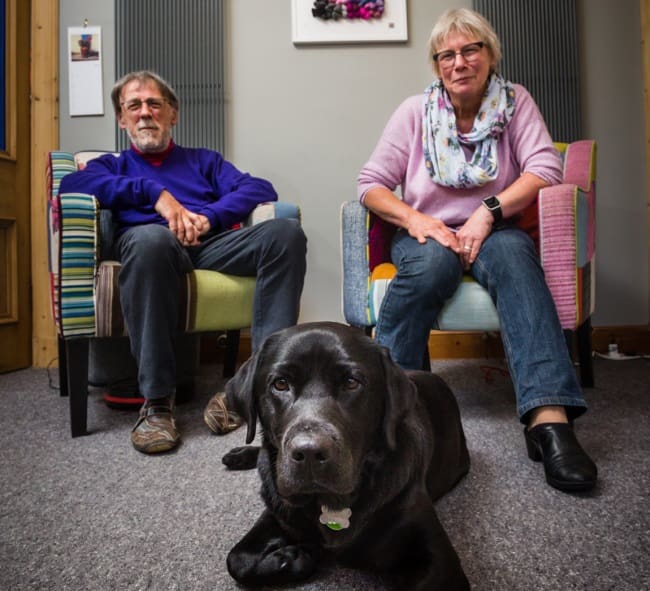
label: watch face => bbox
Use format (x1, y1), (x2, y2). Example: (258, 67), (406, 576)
(484, 196), (499, 209)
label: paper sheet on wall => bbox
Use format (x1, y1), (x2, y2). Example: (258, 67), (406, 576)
(68, 26), (104, 116)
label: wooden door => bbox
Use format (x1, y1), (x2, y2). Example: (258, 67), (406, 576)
(0, 0), (31, 372)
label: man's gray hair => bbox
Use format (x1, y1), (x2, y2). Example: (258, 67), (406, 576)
(111, 70), (179, 115)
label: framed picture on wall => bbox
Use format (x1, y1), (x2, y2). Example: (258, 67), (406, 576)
(291, 0), (408, 45)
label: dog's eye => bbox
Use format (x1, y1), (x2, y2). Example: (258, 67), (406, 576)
(343, 377), (361, 391)
(271, 378), (290, 393)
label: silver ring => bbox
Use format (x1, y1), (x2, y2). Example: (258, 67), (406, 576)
(463, 245), (471, 251)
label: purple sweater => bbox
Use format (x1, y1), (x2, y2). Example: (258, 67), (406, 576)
(357, 84), (562, 230)
(59, 145), (278, 235)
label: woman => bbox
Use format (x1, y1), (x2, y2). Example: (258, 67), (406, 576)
(357, 8), (597, 492)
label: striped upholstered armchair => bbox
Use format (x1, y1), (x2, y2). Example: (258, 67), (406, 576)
(341, 140), (596, 387)
(47, 151), (301, 437)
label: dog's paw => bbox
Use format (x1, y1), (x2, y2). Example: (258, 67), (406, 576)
(257, 544), (316, 581)
(222, 445), (260, 470)
(228, 542), (316, 585)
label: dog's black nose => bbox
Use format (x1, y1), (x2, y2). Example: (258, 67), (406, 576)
(289, 433), (331, 465)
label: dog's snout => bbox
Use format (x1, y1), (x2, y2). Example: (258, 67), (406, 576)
(277, 416), (355, 497)
(289, 432), (332, 465)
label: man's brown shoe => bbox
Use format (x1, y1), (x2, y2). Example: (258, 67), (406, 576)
(131, 397), (180, 454)
(204, 392), (242, 435)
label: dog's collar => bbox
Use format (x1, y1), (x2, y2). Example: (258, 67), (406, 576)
(319, 505), (352, 531)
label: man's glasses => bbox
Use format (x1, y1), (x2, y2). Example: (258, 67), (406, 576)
(433, 42), (485, 68)
(121, 97), (168, 114)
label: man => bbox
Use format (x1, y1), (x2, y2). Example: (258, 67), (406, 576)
(60, 70), (307, 454)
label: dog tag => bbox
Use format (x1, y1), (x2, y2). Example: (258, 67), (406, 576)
(319, 505), (351, 531)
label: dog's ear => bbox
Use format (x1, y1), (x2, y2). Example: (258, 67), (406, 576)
(225, 354), (260, 444)
(380, 347), (418, 450)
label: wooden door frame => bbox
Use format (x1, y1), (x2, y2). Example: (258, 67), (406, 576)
(0, 0), (31, 372)
(30, 0), (59, 367)
(642, 0), (650, 323)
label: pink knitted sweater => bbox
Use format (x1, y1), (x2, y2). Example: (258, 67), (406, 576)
(357, 84), (562, 230)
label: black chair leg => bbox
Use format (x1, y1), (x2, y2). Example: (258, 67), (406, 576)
(223, 330), (240, 378)
(65, 339), (90, 437)
(576, 318), (594, 388)
(422, 343), (432, 372)
(58, 336), (69, 397)
(564, 322), (594, 389)
(564, 329), (574, 359)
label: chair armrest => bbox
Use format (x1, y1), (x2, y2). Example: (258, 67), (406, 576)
(341, 200), (372, 327)
(561, 140), (596, 192)
(244, 201), (301, 226)
(538, 182), (595, 329)
(48, 192), (99, 338)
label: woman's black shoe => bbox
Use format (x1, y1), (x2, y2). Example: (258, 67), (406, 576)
(524, 423), (597, 492)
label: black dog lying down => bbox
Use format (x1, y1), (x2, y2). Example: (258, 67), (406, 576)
(222, 322), (470, 590)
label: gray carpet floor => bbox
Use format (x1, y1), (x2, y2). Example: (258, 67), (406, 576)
(0, 356), (648, 591)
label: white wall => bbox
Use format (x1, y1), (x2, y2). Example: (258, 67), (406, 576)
(227, 0), (648, 326)
(59, 0), (116, 151)
(227, 0), (465, 323)
(59, 0), (649, 327)
(578, 0), (649, 325)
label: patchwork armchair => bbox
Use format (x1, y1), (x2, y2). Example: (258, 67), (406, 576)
(48, 151), (301, 437)
(341, 140), (596, 387)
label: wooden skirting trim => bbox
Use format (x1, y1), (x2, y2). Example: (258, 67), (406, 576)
(426, 326), (650, 359)
(201, 324), (650, 365)
(591, 325), (650, 356)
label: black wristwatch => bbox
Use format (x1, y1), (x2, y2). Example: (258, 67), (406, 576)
(482, 195), (502, 223)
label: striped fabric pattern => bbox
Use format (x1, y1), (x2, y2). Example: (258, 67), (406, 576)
(94, 261), (201, 337)
(48, 151), (77, 197)
(47, 152), (78, 327)
(57, 193), (98, 337)
(95, 261), (127, 337)
(48, 152), (98, 338)
(340, 199), (373, 328)
(539, 140), (597, 328)
(538, 184), (580, 327)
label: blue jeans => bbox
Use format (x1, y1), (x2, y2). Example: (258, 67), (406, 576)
(116, 218), (307, 400)
(375, 227), (587, 422)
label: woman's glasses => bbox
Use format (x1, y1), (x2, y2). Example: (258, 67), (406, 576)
(433, 42), (485, 68)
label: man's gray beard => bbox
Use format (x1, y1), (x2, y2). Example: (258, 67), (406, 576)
(127, 129), (172, 154)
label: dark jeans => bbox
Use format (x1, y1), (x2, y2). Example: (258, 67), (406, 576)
(116, 218), (307, 399)
(375, 227), (587, 422)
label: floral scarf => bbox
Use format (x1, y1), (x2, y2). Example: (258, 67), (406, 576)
(422, 73), (516, 189)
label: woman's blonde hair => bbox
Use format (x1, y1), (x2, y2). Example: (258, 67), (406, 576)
(428, 8), (501, 76)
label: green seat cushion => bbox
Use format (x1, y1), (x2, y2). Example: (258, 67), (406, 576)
(187, 270), (256, 332)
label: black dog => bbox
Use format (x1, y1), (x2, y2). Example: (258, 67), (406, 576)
(222, 322), (470, 590)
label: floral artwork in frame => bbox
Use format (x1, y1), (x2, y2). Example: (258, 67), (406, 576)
(291, 0), (408, 45)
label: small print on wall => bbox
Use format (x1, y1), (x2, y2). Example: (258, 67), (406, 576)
(67, 26), (104, 116)
(291, 0), (408, 44)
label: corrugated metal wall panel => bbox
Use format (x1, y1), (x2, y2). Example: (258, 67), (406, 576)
(473, 0), (581, 142)
(115, 0), (225, 152)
